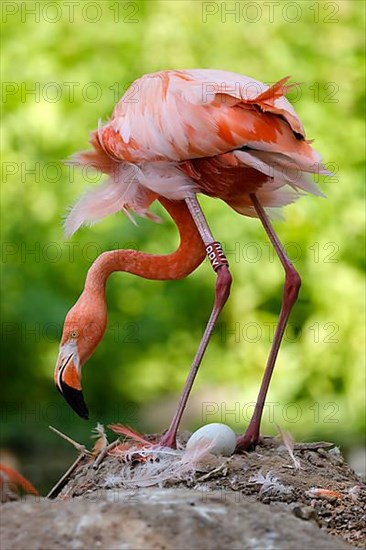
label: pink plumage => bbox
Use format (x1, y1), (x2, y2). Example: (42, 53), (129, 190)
(65, 69), (327, 236)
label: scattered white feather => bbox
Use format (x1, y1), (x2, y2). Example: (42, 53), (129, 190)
(347, 485), (361, 502)
(328, 446), (342, 459)
(103, 473), (124, 488)
(249, 470), (278, 489)
(91, 423), (107, 440)
(91, 423), (108, 455)
(305, 486), (318, 498)
(249, 470), (293, 497)
(276, 424), (301, 470)
(107, 439), (214, 489)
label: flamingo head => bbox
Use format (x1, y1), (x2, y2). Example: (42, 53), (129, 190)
(54, 292), (107, 419)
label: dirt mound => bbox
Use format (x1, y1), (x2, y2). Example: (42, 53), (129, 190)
(1, 434), (364, 549)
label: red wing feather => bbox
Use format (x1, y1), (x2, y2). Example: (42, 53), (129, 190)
(108, 424), (152, 445)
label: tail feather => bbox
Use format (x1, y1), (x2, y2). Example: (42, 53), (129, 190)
(64, 132), (159, 236)
(250, 76), (292, 103)
(247, 76), (305, 138)
(67, 129), (115, 174)
(251, 150), (327, 196)
(234, 148), (327, 198)
(64, 176), (128, 236)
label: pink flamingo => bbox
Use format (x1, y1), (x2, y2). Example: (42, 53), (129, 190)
(54, 69), (327, 451)
(0, 464), (39, 501)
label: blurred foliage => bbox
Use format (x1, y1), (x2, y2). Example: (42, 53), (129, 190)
(1, 1), (365, 490)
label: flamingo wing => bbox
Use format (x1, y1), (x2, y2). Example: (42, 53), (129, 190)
(101, 70), (315, 164)
(65, 69), (327, 233)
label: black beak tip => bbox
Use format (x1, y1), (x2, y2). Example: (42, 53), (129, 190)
(59, 381), (89, 420)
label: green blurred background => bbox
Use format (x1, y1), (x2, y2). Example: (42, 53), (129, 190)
(1, 1), (365, 493)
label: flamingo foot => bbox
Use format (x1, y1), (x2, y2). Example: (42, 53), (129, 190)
(158, 430), (177, 449)
(235, 422), (260, 453)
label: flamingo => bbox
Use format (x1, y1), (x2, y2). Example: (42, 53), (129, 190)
(0, 464), (39, 501)
(55, 69), (327, 451)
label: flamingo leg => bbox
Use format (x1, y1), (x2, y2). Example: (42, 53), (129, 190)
(236, 193), (301, 452)
(159, 196), (232, 448)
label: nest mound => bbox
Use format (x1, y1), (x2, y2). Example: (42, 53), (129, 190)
(49, 432), (365, 548)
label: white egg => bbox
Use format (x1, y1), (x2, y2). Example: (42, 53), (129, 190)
(186, 423), (237, 456)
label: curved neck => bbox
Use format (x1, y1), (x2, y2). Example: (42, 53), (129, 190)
(84, 198), (206, 293)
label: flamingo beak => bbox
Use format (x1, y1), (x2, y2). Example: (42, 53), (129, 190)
(55, 352), (89, 420)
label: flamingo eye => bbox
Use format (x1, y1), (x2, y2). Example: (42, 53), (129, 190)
(70, 330), (79, 339)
